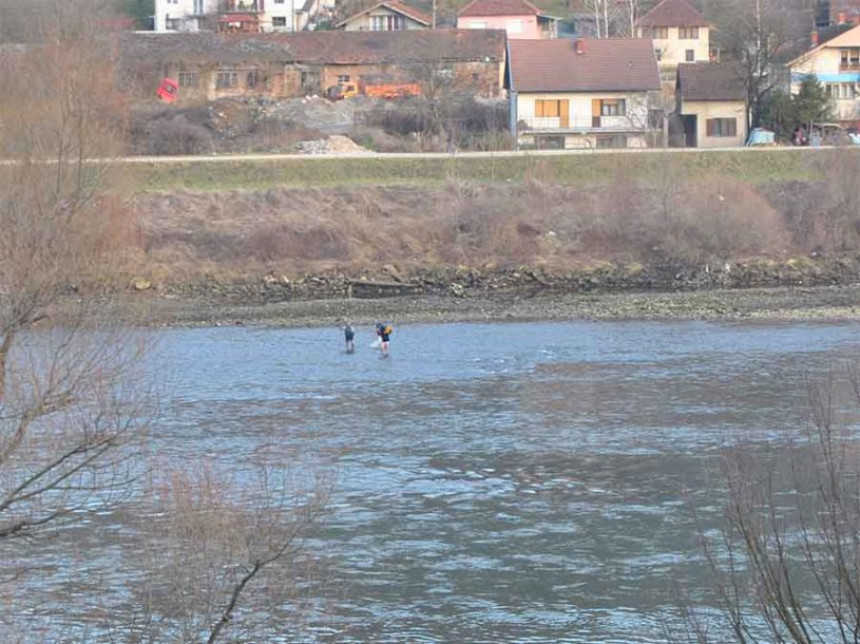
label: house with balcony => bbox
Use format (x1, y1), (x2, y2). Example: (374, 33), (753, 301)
(507, 38), (662, 149)
(675, 62), (748, 147)
(788, 22), (860, 127)
(335, 1), (431, 31)
(154, 0), (326, 32)
(635, 0), (710, 86)
(154, 0), (217, 31)
(457, 0), (558, 39)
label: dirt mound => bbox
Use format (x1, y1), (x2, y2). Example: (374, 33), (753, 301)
(297, 135), (371, 155)
(263, 96), (358, 134)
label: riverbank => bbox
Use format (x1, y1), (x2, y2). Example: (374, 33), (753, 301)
(133, 284), (860, 328)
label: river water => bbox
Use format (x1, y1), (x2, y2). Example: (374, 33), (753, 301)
(10, 320), (860, 643)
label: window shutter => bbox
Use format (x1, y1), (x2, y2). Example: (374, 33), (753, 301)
(706, 119), (715, 136)
(728, 119), (737, 137)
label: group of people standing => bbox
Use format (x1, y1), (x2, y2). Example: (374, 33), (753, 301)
(343, 322), (392, 356)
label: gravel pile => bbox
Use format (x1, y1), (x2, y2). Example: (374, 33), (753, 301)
(296, 135), (371, 155)
(263, 96), (357, 134)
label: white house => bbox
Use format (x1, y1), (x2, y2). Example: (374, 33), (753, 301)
(635, 0), (711, 85)
(508, 38), (662, 149)
(788, 22), (860, 127)
(154, 0), (331, 32)
(335, 0), (430, 31)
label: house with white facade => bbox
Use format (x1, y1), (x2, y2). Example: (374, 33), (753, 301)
(154, 0), (330, 32)
(507, 38), (662, 149)
(635, 0), (710, 85)
(788, 22), (860, 127)
(676, 62), (748, 147)
(335, 1), (430, 31)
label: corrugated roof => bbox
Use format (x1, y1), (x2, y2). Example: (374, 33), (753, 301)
(459, 0), (542, 17)
(677, 62), (746, 101)
(120, 29), (506, 66)
(636, 0), (708, 28)
(335, 0), (431, 28)
(509, 38), (661, 92)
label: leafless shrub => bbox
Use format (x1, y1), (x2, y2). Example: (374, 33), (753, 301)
(117, 462), (331, 644)
(676, 365), (860, 643)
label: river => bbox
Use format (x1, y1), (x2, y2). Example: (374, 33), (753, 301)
(9, 320), (860, 643)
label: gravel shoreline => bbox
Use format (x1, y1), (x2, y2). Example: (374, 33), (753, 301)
(133, 284), (860, 328)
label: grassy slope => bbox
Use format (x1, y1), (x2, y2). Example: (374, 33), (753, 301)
(135, 148), (822, 192)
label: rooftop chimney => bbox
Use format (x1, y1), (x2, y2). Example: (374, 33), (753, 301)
(573, 39), (585, 54)
(811, 29), (819, 46)
(838, 10), (847, 23)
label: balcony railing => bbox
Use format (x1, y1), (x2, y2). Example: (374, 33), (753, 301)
(224, 0), (264, 12)
(518, 115), (650, 133)
(839, 62), (860, 71)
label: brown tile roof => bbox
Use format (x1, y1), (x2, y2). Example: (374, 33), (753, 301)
(509, 38), (661, 92)
(335, 0), (431, 28)
(636, 0), (708, 27)
(120, 29), (505, 67)
(459, 0), (542, 17)
(677, 63), (746, 101)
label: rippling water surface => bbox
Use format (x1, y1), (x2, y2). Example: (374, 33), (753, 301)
(13, 320), (860, 642)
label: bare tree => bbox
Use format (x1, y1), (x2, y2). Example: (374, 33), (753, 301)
(708, 0), (814, 129)
(0, 0), (145, 546)
(679, 364), (860, 643)
(109, 463), (331, 644)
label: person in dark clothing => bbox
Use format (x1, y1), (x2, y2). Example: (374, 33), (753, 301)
(343, 322), (355, 353)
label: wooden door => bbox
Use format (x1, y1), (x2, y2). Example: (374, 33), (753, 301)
(559, 99), (569, 128)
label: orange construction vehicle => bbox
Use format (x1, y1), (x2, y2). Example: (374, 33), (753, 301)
(328, 79), (420, 100)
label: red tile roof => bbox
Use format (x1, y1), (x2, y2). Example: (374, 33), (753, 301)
(336, 0), (431, 27)
(677, 63), (746, 101)
(121, 29), (506, 66)
(459, 0), (543, 17)
(636, 0), (709, 28)
(509, 38), (661, 92)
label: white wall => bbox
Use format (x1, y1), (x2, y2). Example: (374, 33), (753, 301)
(682, 99), (747, 148)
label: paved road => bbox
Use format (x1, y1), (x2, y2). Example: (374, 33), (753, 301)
(1, 146), (846, 166)
(117, 145), (833, 164)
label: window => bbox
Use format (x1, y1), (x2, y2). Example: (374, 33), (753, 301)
(165, 17), (180, 29)
(600, 99), (626, 116)
(215, 71), (239, 89)
(840, 48), (860, 69)
(371, 14), (406, 30)
(468, 20), (487, 28)
(706, 118), (737, 137)
(272, 16), (287, 26)
(655, 49), (663, 61)
(679, 26), (699, 39)
(596, 135), (627, 149)
(246, 71), (259, 88)
(685, 49), (695, 61)
(275, 0), (284, 3)
(535, 99), (561, 117)
(826, 82), (857, 99)
(178, 71), (198, 88)
(506, 19), (523, 33)
(650, 27), (668, 39)
(337, 74), (351, 83)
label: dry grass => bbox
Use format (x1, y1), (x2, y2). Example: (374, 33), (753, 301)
(126, 166), (851, 283)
